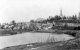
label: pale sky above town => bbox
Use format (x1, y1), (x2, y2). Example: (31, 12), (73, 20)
(0, 0), (80, 23)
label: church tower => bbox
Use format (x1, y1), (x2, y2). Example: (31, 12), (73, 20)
(60, 9), (63, 17)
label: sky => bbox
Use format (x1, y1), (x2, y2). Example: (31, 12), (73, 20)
(0, 0), (80, 23)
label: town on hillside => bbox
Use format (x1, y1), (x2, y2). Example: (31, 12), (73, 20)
(0, 10), (80, 37)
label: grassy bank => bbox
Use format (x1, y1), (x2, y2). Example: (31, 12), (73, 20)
(1, 38), (80, 50)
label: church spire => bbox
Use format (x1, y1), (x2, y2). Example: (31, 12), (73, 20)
(60, 9), (63, 17)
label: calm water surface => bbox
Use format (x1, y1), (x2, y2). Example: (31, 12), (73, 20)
(0, 32), (74, 49)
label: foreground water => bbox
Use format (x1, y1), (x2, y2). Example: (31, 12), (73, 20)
(0, 32), (74, 49)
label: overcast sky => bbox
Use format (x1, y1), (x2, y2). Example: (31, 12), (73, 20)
(0, 0), (80, 23)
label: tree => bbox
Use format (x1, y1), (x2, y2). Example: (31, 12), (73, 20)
(63, 16), (66, 19)
(29, 20), (38, 31)
(11, 20), (16, 25)
(30, 20), (35, 23)
(72, 15), (77, 20)
(10, 20), (16, 30)
(54, 15), (62, 20)
(47, 16), (55, 23)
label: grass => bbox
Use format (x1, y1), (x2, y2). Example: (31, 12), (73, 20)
(57, 38), (80, 50)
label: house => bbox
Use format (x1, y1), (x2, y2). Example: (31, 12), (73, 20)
(41, 23), (53, 30)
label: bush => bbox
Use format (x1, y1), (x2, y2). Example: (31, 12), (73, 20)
(0, 30), (17, 36)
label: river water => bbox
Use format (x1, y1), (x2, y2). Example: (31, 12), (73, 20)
(0, 32), (75, 49)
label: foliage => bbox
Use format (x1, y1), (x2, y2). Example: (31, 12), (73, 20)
(10, 20), (16, 26)
(72, 15), (77, 20)
(54, 15), (62, 20)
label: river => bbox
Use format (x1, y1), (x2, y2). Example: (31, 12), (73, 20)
(0, 32), (75, 49)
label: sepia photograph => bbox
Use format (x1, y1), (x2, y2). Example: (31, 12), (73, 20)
(0, 0), (80, 50)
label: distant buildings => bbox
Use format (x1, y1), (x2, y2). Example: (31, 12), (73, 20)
(35, 18), (45, 22)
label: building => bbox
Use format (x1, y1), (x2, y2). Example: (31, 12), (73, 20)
(60, 9), (63, 17)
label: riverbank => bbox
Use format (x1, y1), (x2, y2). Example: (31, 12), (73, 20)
(0, 29), (79, 37)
